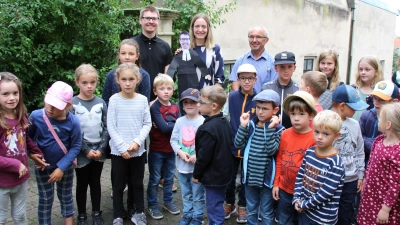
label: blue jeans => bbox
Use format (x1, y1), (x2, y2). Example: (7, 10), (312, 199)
(298, 213), (318, 225)
(178, 173), (205, 223)
(0, 181), (28, 225)
(276, 189), (296, 225)
(147, 151), (176, 207)
(205, 186), (226, 225)
(338, 180), (358, 225)
(245, 184), (275, 225)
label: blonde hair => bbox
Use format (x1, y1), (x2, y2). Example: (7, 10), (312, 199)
(354, 55), (383, 89)
(153, 73), (174, 89)
(115, 63), (141, 90)
(380, 103), (400, 135)
(313, 110), (342, 134)
(301, 71), (328, 97)
(74, 64), (98, 81)
(315, 49), (341, 91)
(117, 39), (141, 67)
(189, 13), (215, 49)
(0, 72), (28, 129)
(139, 6), (160, 19)
(199, 85), (227, 110)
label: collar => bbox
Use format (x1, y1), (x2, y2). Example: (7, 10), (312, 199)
(239, 87), (257, 98)
(248, 49), (268, 60)
(274, 78), (294, 89)
(204, 112), (224, 123)
(139, 33), (157, 42)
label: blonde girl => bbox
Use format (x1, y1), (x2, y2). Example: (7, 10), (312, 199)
(107, 63), (151, 225)
(352, 56), (384, 120)
(28, 81), (81, 225)
(315, 49), (343, 110)
(0, 72), (47, 225)
(72, 64), (109, 225)
(102, 39), (151, 105)
(357, 103), (400, 225)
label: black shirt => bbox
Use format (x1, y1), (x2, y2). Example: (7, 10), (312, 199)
(133, 33), (173, 101)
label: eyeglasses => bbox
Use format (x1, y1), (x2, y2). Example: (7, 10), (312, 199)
(238, 77), (256, 82)
(248, 35), (267, 41)
(199, 100), (213, 105)
(256, 105), (271, 112)
(141, 17), (159, 22)
(180, 38), (190, 41)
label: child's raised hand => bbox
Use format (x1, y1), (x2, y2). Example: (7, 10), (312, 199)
(268, 115), (280, 128)
(377, 204), (391, 224)
(19, 163), (27, 178)
(272, 187), (280, 200)
(178, 150), (190, 162)
(128, 142), (139, 152)
(240, 111), (251, 127)
(48, 168), (64, 183)
(121, 151), (132, 159)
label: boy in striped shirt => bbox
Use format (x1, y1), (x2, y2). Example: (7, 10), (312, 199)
(234, 89), (284, 225)
(293, 110), (345, 225)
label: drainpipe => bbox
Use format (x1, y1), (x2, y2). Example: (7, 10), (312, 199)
(346, 1), (356, 84)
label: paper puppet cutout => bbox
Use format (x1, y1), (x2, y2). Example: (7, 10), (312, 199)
(166, 31), (209, 98)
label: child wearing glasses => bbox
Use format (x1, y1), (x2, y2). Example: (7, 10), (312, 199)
(222, 64), (258, 223)
(192, 85), (232, 225)
(234, 89), (284, 225)
(262, 51), (299, 129)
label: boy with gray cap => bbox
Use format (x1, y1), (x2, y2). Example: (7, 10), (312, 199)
(234, 89), (284, 225)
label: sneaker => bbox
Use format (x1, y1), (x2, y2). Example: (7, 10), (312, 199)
(77, 213), (88, 225)
(91, 211), (104, 225)
(112, 218), (123, 225)
(148, 207), (163, 219)
(163, 202), (180, 215)
(236, 206), (247, 224)
(172, 184), (178, 192)
(223, 203), (236, 219)
(179, 214), (192, 225)
(123, 185), (128, 192)
(131, 212), (147, 225)
(189, 219), (204, 225)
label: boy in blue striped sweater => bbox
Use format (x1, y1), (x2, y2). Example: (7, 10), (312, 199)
(234, 89), (284, 225)
(293, 110), (345, 225)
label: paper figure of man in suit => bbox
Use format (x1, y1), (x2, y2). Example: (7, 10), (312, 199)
(166, 31), (209, 98)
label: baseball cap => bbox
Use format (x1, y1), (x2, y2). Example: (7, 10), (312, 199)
(274, 51), (296, 65)
(180, 88), (199, 102)
(44, 81), (73, 110)
(283, 91), (317, 115)
(237, 64), (257, 76)
(253, 89), (280, 106)
(332, 84), (369, 111)
(370, 81), (399, 101)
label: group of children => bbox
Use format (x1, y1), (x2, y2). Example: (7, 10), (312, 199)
(1, 46), (400, 225)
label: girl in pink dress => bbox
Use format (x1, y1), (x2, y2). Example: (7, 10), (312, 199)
(357, 103), (400, 225)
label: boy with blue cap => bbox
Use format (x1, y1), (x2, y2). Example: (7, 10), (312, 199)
(234, 89), (284, 225)
(331, 84), (368, 225)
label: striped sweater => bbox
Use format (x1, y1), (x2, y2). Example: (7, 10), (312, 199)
(107, 93), (151, 157)
(234, 120), (283, 187)
(292, 147), (345, 225)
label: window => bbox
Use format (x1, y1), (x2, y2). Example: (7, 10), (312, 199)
(303, 57), (316, 73)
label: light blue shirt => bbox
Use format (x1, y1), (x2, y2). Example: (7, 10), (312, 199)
(229, 49), (277, 93)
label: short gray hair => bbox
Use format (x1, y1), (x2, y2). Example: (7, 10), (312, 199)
(248, 26), (269, 38)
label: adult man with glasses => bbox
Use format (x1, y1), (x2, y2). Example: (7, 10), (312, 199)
(133, 5), (173, 101)
(229, 26), (277, 93)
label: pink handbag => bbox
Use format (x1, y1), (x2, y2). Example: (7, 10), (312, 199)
(42, 109), (77, 168)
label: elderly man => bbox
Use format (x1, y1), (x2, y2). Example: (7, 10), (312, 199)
(229, 26), (277, 93)
(133, 6), (173, 101)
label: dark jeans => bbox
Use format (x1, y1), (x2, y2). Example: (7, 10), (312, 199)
(276, 189), (297, 225)
(338, 180), (358, 225)
(75, 161), (104, 214)
(298, 213), (318, 225)
(112, 154), (145, 219)
(225, 155), (246, 206)
(205, 186), (226, 225)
